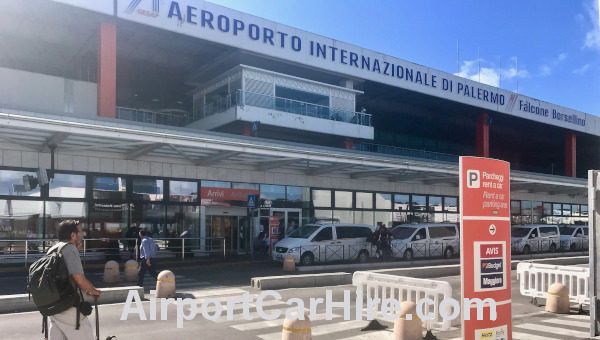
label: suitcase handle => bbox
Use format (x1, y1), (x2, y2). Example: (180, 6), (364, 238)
(94, 297), (99, 340)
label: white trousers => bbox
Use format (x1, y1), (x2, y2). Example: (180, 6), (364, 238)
(49, 306), (94, 340)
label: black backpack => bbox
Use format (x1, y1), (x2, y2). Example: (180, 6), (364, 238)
(28, 242), (78, 316)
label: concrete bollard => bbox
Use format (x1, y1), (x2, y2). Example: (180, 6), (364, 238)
(103, 260), (120, 283)
(545, 282), (570, 314)
(283, 256), (296, 272)
(282, 311), (311, 340)
(393, 301), (423, 340)
(156, 270), (176, 298)
(124, 259), (138, 282)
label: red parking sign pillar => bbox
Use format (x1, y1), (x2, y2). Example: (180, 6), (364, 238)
(460, 156), (511, 340)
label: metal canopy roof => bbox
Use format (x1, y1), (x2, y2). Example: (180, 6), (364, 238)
(0, 110), (587, 198)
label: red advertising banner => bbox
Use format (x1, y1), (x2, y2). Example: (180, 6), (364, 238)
(460, 156), (511, 340)
(268, 216), (280, 256)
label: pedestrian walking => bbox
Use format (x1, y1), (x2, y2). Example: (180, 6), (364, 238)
(29, 219), (102, 340)
(138, 229), (158, 287)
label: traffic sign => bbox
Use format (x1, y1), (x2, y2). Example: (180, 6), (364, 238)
(247, 194), (258, 209)
(460, 156), (512, 340)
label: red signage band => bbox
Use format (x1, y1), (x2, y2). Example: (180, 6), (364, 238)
(200, 187), (259, 201)
(480, 244), (503, 259)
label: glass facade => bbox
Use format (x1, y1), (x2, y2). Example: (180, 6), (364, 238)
(511, 199), (588, 225)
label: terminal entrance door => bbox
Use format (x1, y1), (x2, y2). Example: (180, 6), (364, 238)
(269, 208), (302, 237)
(206, 207), (249, 255)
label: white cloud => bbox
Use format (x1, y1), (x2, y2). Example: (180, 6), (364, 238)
(538, 52), (567, 77)
(455, 59), (500, 87)
(583, 0), (600, 50)
(572, 63), (591, 75)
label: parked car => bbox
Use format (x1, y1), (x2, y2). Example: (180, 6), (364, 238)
(272, 223), (375, 265)
(389, 223), (459, 260)
(558, 225), (588, 252)
(511, 224), (560, 254)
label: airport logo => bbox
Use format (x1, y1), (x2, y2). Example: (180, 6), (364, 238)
(467, 169), (480, 188)
(124, 0), (159, 17)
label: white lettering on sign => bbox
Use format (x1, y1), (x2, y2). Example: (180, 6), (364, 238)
(482, 277), (503, 287)
(485, 248), (498, 256)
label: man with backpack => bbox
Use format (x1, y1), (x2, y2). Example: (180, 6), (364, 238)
(137, 229), (158, 287)
(29, 219), (101, 339)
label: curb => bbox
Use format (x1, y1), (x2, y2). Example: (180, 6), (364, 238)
(0, 286), (143, 314)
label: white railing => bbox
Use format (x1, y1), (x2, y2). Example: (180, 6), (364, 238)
(517, 262), (589, 305)
(352, 271), (453, 331)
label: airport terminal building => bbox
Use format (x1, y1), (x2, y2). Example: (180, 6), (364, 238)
(0, 0), (593, 255)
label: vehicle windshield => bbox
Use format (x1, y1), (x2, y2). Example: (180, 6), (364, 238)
(288, 225), (321, 239)
(559, 227), (573, 236)
(511, 228), (530, 238)
(392, 227), (417, 240)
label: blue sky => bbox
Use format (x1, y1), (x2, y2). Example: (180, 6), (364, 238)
(207, 0), (600, 116)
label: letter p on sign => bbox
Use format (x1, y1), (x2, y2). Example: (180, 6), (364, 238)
(467, 170), (480, 188)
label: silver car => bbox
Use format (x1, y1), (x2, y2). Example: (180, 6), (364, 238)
(511, 224), (560, 254)
(558, 225), (588, 251)
(390, 223), (459, 260)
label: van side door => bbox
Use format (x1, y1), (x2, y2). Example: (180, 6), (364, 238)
(312, 227), (335, 262)
(410, 227), (428, 258)
(527, 228), (540, 253)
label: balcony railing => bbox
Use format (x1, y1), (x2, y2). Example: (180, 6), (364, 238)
(354, 142), (459, 163)
(201, 90), (372, 127)
(116, 106), (190, 127)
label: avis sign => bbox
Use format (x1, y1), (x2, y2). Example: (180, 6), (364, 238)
(460, 157), (511, 340)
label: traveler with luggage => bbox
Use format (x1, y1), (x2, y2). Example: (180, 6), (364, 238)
(28, 219), (101, 340)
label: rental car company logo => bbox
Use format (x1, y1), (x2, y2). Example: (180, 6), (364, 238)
(481, 259), (503, 273)
(125, 0), (160, 17)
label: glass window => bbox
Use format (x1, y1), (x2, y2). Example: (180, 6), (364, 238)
(392, 226), (416, 240)
(584, 227), (589, 236)
(275, 86), (329, 106)
(49, 173), (86, 198)
(394, 194), (410, 211)
(169, 180), (197, 203)
(289, 225), (320, 238)
(0, 170), (41, 196)
(354, 210), (373, 225)
(88, 202), (129, 240)
(572, 204), (580, 217)
(411, 195), (426, 211)
(0, 199), (44, 239)
(45, 201), (87, 239)
(375, 193), (392, 210)
(335, 191), (353, 208)
(444, 197), (458, 212)
(511, 227), (530, 238)
(543, 203), (552, 216)
(260, 184), (286, 200)
(521, 201), (532, 217)
(312, 227), (332, 242)
(428, 226), (457, 239)
(333, 210), (353, 223)
(392, 212), (408, 225)
(510, 201), (520, 215)
(581, 205), (588, 216)
(314, 209), (332, 221)
(286, 186), (302, 201)
(553, 203), (562, 216)
(232, 182), (259, 190)
(412, 228), (427, 241)
(356, 192), (373, 209)
(539, 226), (558, 237)
(336, 226), (372, 239)
(201, 180), (230, 188)
(93, 176), (126, 200)
(131, 203), (165, 237)
(562, 204), (572, 216)
(429, 196), (442, 212)
(133, 178), (163, 201)
(166, 205), (200, 238)
(312, 190), (331, 208)
(374, 211), (392, 228)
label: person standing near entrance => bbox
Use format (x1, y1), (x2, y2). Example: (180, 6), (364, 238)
(138, 229), (158, 287)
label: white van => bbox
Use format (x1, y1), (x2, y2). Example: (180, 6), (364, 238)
(272, 223), (375, 265)
(558, 225), (588, 251)
(389, 223), (459, 260)
(511, 224), (560, 254)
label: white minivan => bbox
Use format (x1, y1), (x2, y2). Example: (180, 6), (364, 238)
(272, 223), (375, 265)
(558, 225), (588, 252)
(389, 223), (459, 260)
(511, 224), (560, 254)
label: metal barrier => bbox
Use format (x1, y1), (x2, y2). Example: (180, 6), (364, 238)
(0, 237), (226, 267)
(352, 271), (453, 331)
(517, 262), (590, 305)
